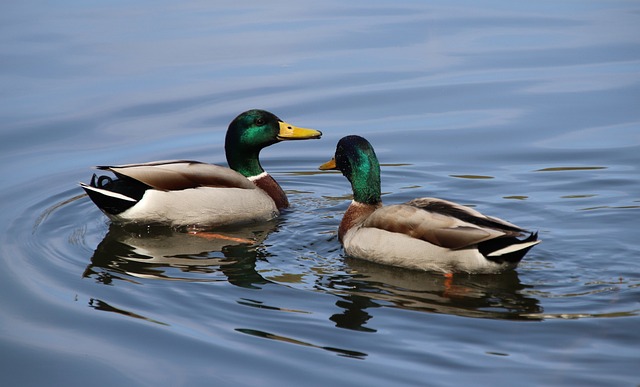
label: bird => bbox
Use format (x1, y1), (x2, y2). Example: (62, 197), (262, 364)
(80, 109), (322, 227)
(319, 135), (540, 274)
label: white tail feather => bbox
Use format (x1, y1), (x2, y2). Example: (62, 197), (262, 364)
(79, 183), (137, 202)
(487, 240), (541, 257)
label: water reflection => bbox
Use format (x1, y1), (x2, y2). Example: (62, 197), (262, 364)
(84, 222), (277, 288)
(235, 328), (368, 359)
(324, 258), (543, 329)
(88, 298), (168, 326)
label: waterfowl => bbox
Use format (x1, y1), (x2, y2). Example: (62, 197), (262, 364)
(81, 109), (322, 227)
(319, 135), (540, 274)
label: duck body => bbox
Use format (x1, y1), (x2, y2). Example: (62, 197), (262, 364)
(320, 135), (540, 274)
(338, 199), (539, 273)
(81, 110), (321, 227)
(81, 160), (279, 227)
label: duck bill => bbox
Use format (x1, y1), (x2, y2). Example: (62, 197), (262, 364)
(277, 121), (322, 140)
(318, 158), (337, 170)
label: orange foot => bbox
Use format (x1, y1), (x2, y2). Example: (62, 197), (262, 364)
(442, 272), (473, 298)
(188, 231), (254, 244)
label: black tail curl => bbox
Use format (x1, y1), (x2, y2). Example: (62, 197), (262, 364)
(479, 232), (539, 264)
(83, 173), (151, 215)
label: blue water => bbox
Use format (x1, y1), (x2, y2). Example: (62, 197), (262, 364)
(1, 1), (639, 386)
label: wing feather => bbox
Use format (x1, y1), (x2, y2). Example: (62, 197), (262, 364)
(98, 160), (256, 191)
(363, 197), (527, 249)
(406, 197), (526, 233)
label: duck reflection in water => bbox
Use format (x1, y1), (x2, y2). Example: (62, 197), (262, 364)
(84, 222), (543, 328)
(84, 221), (278, 288)
(326, 257), (544, 331)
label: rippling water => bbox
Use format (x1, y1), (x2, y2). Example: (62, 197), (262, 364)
(1, 1), (639, 386)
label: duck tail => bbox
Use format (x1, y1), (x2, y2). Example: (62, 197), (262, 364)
(80, 174), (139, 215)
(480, 232), (541, 264)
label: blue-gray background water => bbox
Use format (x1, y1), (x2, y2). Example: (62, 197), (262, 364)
(1, 1), (638, 386)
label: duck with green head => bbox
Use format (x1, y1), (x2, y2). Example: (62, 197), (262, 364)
(320, 135), (540, 274)
(81, 109), (322, 227)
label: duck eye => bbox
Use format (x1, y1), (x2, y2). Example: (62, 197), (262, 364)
(255, 118), (266, 126)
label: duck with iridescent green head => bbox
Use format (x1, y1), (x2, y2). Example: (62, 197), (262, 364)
(81, 109), (321, 227)
(320, 135), (540, 274)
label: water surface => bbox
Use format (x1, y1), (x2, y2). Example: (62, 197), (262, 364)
(1, 1), (639, 386)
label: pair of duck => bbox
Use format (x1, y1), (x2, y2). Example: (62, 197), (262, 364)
(81, 109), (540, 274)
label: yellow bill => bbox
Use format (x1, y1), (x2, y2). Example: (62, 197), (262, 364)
(319, 157), (337, 170)
(277, 121), (322, 140)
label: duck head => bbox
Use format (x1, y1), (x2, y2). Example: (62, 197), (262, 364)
(226, 109), (322, 177)
(320, 135), (382, 205)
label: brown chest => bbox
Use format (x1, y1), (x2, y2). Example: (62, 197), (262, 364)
(251, 173), (288, 210)
(338, 202), (379, 243)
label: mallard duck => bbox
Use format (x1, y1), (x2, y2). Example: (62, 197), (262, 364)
(319, 135), (540, 274)
(81, 109), (322, 227)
